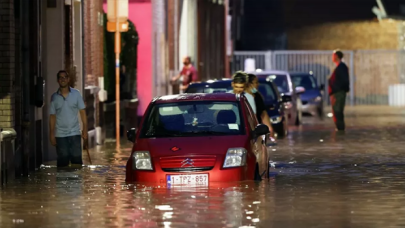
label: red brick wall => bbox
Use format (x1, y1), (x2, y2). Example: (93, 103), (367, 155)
(84, 0), (104, 87)
(287, 19), (400, 50)
(83, 0), (104, 128)
(0, 0), (15, 129)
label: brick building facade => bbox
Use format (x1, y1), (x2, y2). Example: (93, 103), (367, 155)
(83, 0), (104, 146)
(0, 0), (104, 184)
(0, 0), (15, 129)
(84, 0), (104, 86)
(286, 19), (401, 50)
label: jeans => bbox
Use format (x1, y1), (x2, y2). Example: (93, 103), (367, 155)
(56, 135), (82, 167)
(330, 91), (347, 131)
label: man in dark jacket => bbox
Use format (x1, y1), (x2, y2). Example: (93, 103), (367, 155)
(328, 50), (350, 131)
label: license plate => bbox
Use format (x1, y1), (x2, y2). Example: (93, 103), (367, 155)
(167, 174), (209, 186)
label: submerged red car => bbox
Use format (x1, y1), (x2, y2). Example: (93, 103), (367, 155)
(125, 93), (270, 186)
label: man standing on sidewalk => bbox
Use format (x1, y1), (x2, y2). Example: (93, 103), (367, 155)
(49, 70), (88, 167)
(171, 56), (198, 93)
(329, 50), (350, 131)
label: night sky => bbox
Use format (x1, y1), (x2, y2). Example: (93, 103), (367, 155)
(237, 0), (404, 50)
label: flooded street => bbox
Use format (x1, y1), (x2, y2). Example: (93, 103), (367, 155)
(2, 107), (405, 228)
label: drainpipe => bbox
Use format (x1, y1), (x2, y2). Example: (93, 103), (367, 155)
(81, 0), (85, 89)
(21, 0), (31, 176)
(0, 129), (3, 183)
(224, 0), (229, 78)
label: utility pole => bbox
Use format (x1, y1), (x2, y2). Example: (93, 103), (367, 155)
(224, 0), (230, 78)
(107, 0), (129, 146)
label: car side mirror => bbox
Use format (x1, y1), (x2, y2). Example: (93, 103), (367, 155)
(319, 84), (325, 91)
(295, 86), (306, 94)
(281, 95), (292, 103)
(252, 124), (270, 139)
(127, 128), (136, 143)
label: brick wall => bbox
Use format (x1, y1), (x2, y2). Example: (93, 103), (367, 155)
(287, 19), (400, 50)
(0, 0), (15, 129)
(285, 19), (403, 104)
(83, 0), (104, 128)
(83, 0), (103, 87)
(353, 51), (401, 104)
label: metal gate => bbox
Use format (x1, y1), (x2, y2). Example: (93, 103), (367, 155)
(232, 50), (403, 106)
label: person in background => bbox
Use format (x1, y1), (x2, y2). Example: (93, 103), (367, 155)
(49, 70), (88, 167)
(247, 73), (274, 137)
(171, 56), (198, 93)
(328, 49), (350, 132)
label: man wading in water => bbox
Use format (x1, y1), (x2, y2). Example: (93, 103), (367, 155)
(49, 70), (88, 167)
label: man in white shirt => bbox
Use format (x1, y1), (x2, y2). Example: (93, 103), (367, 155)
(230, 71), (257, 114)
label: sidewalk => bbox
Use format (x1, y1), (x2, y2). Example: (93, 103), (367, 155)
(324, 105), (405, 116)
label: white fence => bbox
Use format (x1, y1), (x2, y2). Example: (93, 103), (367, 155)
(232, 50), (405, 106)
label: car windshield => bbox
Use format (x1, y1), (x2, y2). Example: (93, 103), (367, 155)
(291, 75), (317, 90)
(265, 75), (290, 93)
(140, 101), (244, 138)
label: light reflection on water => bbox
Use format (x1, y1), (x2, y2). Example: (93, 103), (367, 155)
(1, 114), (405, 227)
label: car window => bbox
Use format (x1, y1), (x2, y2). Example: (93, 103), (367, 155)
(184, 87), (199, 93)
(291, 75), (317, 90)
(258, 83), (276, 101)
(266, 75), (290, 93)
(140, 101), (245, 138)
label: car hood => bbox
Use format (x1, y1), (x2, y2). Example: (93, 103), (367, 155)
(300, 89), (322, 101)
(135, 135), (249, 157)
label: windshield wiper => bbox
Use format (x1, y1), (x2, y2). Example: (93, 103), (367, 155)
(146, 132), (183, 137)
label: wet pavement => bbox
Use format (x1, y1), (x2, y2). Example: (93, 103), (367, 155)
(2, 107), (405, 228)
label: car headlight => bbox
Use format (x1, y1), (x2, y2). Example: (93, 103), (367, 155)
(313, 96), (322, 102)
(132, 151), (153, 170)
(223, 148), (247, 168)
(270, 115), (282, 124)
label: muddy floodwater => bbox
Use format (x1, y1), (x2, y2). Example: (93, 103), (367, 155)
(2, 107), (405, 228)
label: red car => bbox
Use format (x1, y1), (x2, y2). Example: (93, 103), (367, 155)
(125, 93), (270, 186)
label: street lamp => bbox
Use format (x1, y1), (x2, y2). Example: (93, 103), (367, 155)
(107, 0), (129, 146)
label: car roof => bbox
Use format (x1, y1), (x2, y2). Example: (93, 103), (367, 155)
(289, 72), (315, 77)
(188, 78), (232, 87)
(153, 93), (239, 104)
(245, 70), (290, 75)
(188, 77), (271, 87)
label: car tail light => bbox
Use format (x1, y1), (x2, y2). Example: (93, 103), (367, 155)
(223, 148), (247, 168)
(133, 151), (153, 170)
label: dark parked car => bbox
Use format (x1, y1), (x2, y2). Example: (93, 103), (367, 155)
(249, 70), (305, 126)
(290, 72), (324, 118)
(185, 78), (291, 137)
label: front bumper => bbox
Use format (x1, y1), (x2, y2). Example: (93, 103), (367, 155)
(126, 158), (250, 184)
(301, 101), (321, 115)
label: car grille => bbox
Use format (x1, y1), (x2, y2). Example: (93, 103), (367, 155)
(160, 155), (217, 172)
(162, 167), (214, 172)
